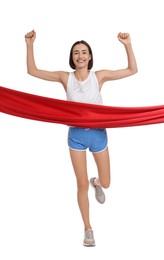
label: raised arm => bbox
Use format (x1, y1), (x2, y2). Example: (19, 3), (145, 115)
(25, 30), (68, 89)
(96, 32), (138, 88)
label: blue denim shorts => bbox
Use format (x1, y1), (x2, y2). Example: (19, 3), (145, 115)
(68, 127), (108, 153)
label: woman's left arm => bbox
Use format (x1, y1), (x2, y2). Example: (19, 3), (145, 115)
(96, 33), (138, 87)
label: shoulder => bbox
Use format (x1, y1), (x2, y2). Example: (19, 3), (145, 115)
(58, 71), (69, 80)
(95, 70), (108, 88)
(58, 71), (70, 89)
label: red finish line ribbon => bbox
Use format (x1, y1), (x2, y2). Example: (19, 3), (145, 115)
(0, 86), (164, 128)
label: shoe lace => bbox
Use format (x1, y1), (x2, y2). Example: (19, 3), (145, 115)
(86, 230), (93, 239)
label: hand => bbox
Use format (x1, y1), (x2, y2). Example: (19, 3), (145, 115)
(117, 32), (131, 45)
(25, 30), (36, 45)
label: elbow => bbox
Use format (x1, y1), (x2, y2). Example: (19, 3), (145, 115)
(133, 68), (138, 75)
(131, 66), (138, 75)
(27, 69), (32, 75)
(135, 67), (138, 74)
(27, 68), (37, 77)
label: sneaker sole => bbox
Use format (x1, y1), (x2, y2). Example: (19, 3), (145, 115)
(83, 243), (96, 247)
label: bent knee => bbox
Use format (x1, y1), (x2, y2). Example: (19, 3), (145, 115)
(100, 178), (110, 189)
(101, 182), (110, 189)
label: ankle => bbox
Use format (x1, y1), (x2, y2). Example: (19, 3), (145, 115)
(94, 178), (100, 186)
(85, 225), (92, 231)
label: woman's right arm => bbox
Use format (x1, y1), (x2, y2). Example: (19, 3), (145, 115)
(25, 30), (68, 89)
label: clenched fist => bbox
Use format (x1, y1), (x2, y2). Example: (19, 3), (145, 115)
(117, 32), (131, 45)
(25, 30), (36, 45)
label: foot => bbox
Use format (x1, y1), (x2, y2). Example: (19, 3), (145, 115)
(90, 177), (105, 204)
(83, 229), (96, 247)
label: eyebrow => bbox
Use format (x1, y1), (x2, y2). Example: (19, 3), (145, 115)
(73, 49), (88, 53)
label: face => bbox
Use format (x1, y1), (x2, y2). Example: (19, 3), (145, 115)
(72, 44), (91, 69)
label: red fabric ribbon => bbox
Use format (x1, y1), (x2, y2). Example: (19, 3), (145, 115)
(0, 86), (164, 128)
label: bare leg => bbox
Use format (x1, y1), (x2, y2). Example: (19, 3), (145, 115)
(92, 147), (110, 189)
(69, 149), (91, 231)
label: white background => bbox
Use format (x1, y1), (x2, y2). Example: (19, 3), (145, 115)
(0, 0), (164, 259)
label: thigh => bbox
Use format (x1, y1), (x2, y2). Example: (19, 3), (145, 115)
(68, 127), (88, 151)
(69, 149), (88, 187)
(92, 147), (110, 188)
(89, 129), (108, 153)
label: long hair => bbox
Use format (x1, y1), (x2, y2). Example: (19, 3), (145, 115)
(69, 40), (93, 70)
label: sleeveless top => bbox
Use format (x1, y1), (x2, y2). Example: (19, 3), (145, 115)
(66, 71), (103, 105)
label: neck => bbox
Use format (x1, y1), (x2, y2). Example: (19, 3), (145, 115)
(74, 69), (90, 81)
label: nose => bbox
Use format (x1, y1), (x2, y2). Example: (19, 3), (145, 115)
(79, 52), (83, 58)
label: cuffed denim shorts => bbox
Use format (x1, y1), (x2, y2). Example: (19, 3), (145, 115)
(68, 127), (108, 153)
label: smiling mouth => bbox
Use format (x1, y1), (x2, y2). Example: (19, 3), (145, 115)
(77, 60), (85, 63)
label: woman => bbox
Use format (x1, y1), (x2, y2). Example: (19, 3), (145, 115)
(25, 30), (137, 246)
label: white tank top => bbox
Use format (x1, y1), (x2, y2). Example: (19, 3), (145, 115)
(66, 71), (103, 105)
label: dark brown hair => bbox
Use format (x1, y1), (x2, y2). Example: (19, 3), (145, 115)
(69, 40), (93, 70)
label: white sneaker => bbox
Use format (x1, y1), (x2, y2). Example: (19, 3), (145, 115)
(83, 229), (95, 247)
(90, 177), (105, 204)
